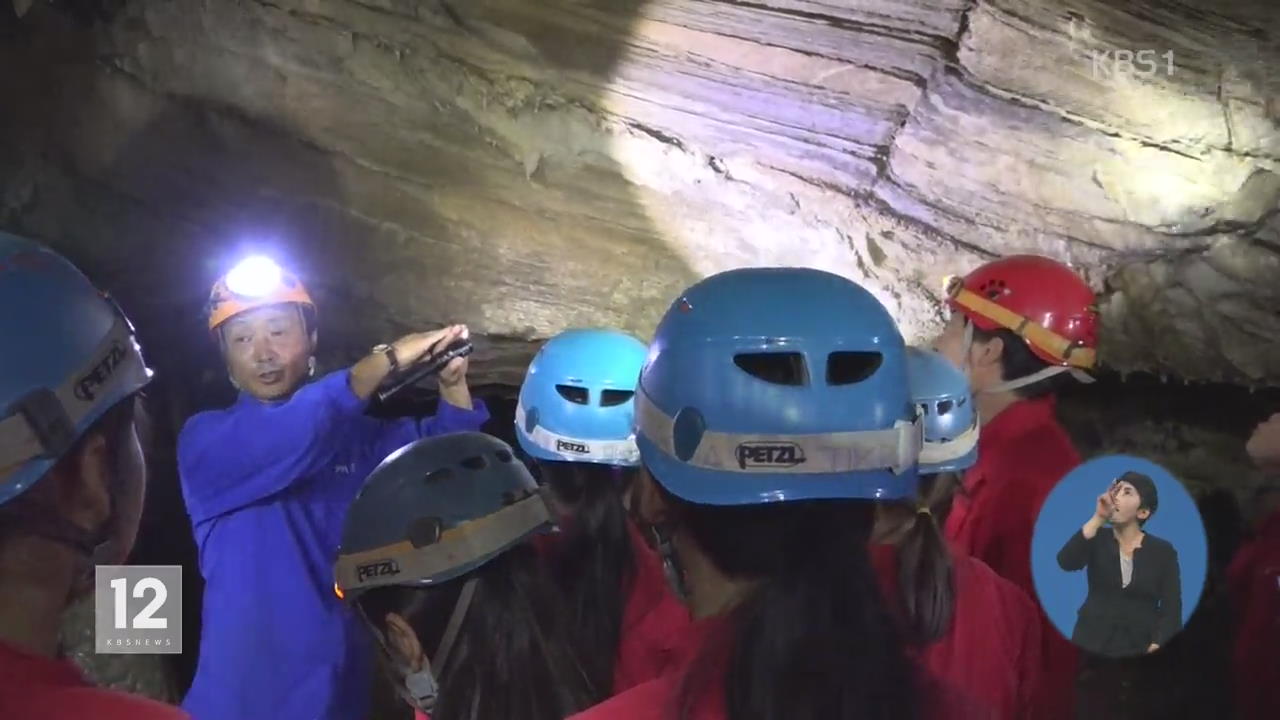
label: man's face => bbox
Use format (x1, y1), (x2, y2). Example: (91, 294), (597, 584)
(221, 304), (313, 401)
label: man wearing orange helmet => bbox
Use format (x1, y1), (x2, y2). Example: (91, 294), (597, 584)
(177, 256), (489, 720)
(932, 254), (1098, 720)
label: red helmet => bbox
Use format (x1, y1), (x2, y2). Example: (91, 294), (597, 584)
(944, 255), (1098, 370)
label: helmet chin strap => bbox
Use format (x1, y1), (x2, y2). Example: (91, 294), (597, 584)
(378, 576), (480, 714)
(1, 489), (120, 601)
(962, 320), (1094, 396)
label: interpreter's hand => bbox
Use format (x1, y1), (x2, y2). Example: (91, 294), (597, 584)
(1094, 483), (1117, 523)
(1147, 643), (1159, 654)
(1246, 413), (1280, 473)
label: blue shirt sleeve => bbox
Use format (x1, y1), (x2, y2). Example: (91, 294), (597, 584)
(177, 370), (367, 523)
(367, 398), (492, 466)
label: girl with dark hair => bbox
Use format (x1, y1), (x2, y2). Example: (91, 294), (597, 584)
(333, 432), (596, 720)
(515, 329), (692, 700)
(1058, 471), (1183, 658)
(571, 268), (919, 720)
(868, 347), (1042, 720)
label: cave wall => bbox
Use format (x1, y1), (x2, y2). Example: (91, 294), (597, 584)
(0, 0), (1277, 391)
(0, 0), (1277, 709)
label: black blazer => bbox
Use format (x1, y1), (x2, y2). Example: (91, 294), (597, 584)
(1057, 528), (1182, 657)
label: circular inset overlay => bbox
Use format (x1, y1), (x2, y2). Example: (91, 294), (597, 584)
(1031, 455), (1207, 659)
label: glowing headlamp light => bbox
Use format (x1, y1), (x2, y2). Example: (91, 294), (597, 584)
(225, 256), (284, 298)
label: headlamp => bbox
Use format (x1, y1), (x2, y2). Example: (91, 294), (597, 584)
(224, 256), (284, 298)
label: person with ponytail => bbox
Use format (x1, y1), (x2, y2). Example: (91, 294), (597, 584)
(571, 268), (920, 720)
(333, 432), (595, 720)
(869, 347), (1042, 720)
(515, 329), (692, 699)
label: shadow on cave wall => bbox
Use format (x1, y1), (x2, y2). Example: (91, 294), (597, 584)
(0, 0), (678, 717)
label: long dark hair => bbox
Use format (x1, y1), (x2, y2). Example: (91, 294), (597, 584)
(356, 543), (596, 720)
(670, 493), (918, 720)
(875, 472), (957, 645)
(539, 460), (636, 699)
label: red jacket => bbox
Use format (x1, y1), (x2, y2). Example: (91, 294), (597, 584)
(943, 395), (1079, 720)
(0, 640), (189, 720)
(613, 521), (695, 692)
(533, 519), (694, 694)
(1226, 509), (1280, 720)
(870, 544), (1042, 720)
(572, 546), (1042, 720)
(568, 617), (726, 720)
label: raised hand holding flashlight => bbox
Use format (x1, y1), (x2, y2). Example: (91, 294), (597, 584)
(350, 325), (473, 407)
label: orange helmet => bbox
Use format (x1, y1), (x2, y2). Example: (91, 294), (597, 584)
(206, 256), (316, 333)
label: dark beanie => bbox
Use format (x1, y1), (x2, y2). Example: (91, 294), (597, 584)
(1118, 471), (1159, 516)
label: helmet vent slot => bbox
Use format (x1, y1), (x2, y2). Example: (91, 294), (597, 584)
(459, 455), (488, 470)
(407, 516), (444, 548)
(733, 352), (808, 386)
(600, 389), (634, 407)
(936, 400), (954, 415)
(494, 449), (514, 463)
(555, 384), (590, 404)
(826, 351), (882, 386)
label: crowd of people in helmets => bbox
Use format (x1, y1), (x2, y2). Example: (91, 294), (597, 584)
(0, 229), (1277, 720)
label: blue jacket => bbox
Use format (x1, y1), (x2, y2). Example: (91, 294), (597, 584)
(176, 369), (489, 720)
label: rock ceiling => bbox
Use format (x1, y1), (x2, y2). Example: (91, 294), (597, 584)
(0, 0), (1277, 387)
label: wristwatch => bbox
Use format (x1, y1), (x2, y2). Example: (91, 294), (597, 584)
(372, 343), (399, 373)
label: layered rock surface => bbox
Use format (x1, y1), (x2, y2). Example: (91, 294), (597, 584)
(0, 0), (1276, 389)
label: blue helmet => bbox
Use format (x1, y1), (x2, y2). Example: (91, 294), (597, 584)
(334, 432), (553, 598)
(0, 233), (153, 507)
(515, 328), (647, 467)
(906, 347), (979, 474)
(635, 267), (922, 505)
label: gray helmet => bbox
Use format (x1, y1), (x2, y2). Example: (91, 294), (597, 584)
(334, 432), (553, 600)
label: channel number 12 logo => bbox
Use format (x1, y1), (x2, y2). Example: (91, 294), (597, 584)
(94, 565), (183, 654)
